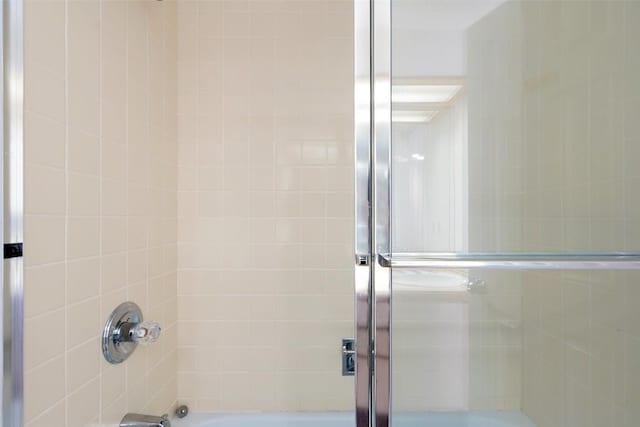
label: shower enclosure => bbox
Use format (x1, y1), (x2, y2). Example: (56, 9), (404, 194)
(2, 0), (640, 425)
(357, 1), (640, 427)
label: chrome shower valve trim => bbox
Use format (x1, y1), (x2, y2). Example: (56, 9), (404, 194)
(102, 301), (162, 364)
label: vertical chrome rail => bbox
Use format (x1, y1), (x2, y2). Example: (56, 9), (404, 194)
(372, 0), (391, 426)
(354, 1), (372, 427)
(0, 2), (4, 420)
(2, 0), (24, 425)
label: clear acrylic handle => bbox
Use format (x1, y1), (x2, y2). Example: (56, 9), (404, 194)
(130, 321), (161, 344)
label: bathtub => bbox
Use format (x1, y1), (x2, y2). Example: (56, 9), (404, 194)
(173, 411), (536, 427)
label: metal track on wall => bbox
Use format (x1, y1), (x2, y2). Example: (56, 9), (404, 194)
(2, 0), (24, 425)
(354, 1), (372, 426)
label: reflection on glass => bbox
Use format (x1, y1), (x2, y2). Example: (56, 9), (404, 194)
(392, 0), (640, 255)
(390, 1), (640, 426)
(393, 267), (637, 427)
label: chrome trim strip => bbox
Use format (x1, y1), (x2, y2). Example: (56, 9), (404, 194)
(372, 0), (391, 426)
(354, 1), (372, 426)
(354, 264), (371, 427)
(355, 0), (371, 261)
(2, 0), (24, 424)
(3, 261), (22, 427)
(0, 0), (4, 419)
(379, 253), (640, 269)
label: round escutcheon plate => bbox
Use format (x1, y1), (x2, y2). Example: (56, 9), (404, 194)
(102, 301), (143, 364)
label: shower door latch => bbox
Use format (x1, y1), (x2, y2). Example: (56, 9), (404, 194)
(342, 338), (355, 376)
(355, 254), (370, 266)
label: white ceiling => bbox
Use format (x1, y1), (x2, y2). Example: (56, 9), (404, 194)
(392, 0), (508, 31)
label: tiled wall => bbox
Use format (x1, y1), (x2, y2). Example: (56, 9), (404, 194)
(466, 1), (526, 412)
(519, 1), (640, 425)
(468, 1), (640, 426)
(23, 0), (178, 425)
(175, 0), (354, 412)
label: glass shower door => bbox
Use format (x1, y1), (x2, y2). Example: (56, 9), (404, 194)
(365, 0), (640, 426)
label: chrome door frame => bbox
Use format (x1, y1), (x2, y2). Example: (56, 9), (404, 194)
(371, 1), (391, 427)
(2, 0), (24, 425)
(354, 1), (372, 427)
(354, 0), (391, 426)
(360, 0), (640, 425)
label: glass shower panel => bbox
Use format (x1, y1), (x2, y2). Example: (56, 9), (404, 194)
(392, 268), (526, 425)
(388, 0), (640, 426)
(391, 0), (640, 254)
(392, 267), (637, 427)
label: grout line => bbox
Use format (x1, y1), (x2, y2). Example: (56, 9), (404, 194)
(98, 0), (104, 419)
(24, 305), (65, 322)
(24, 395), (67, 427)
(144, 0), (151, 408)
(59, 0), (109, 415)
(24, 335), (99, 375)
(63, 0), (70, 423)
(124, 0), (130, 412)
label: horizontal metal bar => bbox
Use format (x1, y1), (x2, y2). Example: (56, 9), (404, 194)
(379, 253), (640, 269)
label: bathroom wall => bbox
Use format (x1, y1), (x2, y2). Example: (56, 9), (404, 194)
(468, 0), (640, 426)
(175, 0), (354, 412)
(23, 0), (178, 425)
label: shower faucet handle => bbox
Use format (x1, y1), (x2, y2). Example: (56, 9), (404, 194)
(114, 319), (162, 345)
(130, 320), (161, 345)
(103, 302), (162, 364)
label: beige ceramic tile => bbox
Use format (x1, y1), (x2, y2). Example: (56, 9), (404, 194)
(66, 338), (100, 392)
(24, 263), (66, 318)
(24, 309), (65, 371)
(66, 378), (100, 427)
(23, 0), (179, 423)
(24, 356), (65, 423)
